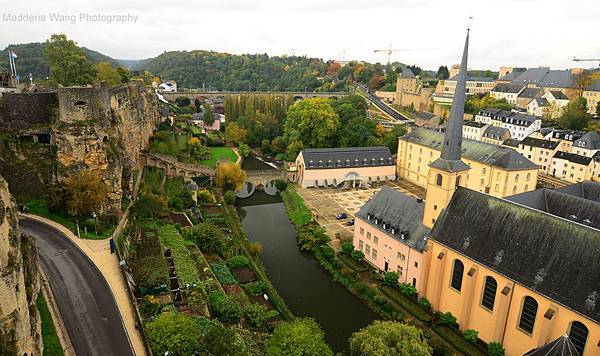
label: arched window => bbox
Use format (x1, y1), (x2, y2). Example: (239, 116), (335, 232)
(569, 321), (589, 355)
(436, 174), (443, 186)
(450, 260), (464, 291)
(515, 174), (519, 182)
(512, 186), (517, 194)
(526, 173), (531, 181)
(524, 184), (529, 191)
(518, 296), (538, 334)
(481, 276), (497, 311)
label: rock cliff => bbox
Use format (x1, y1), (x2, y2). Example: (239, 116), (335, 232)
(0, 176), (42, 355)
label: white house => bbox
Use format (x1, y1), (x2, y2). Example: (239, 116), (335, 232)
(462, 120), (488, 141)
(527, 97), (549, 117)
(159, 80), (177, 92)
(475, 109), (541, 141)
(490, 83), (525, 105)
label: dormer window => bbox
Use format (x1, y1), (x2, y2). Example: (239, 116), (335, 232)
(367, 213), (371, 220)
(382, 222), (387, 230)
(391, 227), (396, 234)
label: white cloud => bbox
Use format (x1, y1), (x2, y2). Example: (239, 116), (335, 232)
(0, 0), (597, 70)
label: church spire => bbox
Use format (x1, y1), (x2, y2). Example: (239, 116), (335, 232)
(429, 29), (471, 173)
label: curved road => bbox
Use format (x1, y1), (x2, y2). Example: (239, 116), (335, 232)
(20, 217), (133, 356)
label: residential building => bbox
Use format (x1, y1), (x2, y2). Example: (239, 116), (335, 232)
(550, 151), (594, 182)
(516, 137), (560, 173)
(294, 147), (396, 188)
(352, 187), (429, 292)
(499, 67), (575, 94)
(158, 80), (177, 92)
(583, 81), (600, 116)
(490, 83), (525, 105)
(482, 126), (510, 145)
(594, 152), (600, 181)
(571, 131), (600, 158)
(441, 74), (495, 96)
(475, 109), (541, 141)
(413, 111), (441, 128)
(187, 112), (222, 132)
(544, 129), (586, 152)
(527, 97), (549, 116)
(516, 87), (544, 109)
(462, 120), (488, 141)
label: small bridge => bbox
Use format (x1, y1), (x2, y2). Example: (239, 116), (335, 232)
(159, 91), (348, 102)
(142, 152), (214, 178)
(246, 169), (286, 186)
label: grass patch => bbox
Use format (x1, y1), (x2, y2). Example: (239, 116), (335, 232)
(280, 186), (313, 226)
(158, 225), (200, 285)
(338, 252), (369, 272)
(198, 147), (237, 168)
(26, 200), (113, 240)
(210, 262), (238, 285)
(433, 324), (487, 356)
(378, 285), (433, 322)
(143, 167), (165, 195)
(164, 176), (184, 200)
(36, 294), (64, 356)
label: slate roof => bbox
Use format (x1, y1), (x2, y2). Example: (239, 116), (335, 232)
(478, 108), (503, 116)
(524, 335), (580, 356)
(555, 181), (600, 203)
(401, 68), (415, 79)
(548, 130), (586, 142)
(549, 90), (569, 100)
(585, 80), (600, 92)
(483, 126), (509, 140)
(553, 151), (593, 165)
(573, 131), (600, 150)
(532, 97), (550, 107)
(518, 87), (544, 99)
(447, 74), (495, 82)
(463, 120), (487, 128)
(503, 138), (520, 148)
(300, 146), (395, 170)
(415, 111), (436, 121)
(520, 136), (560, 150)
(432, 187), (600, 324)
(402, 128), (538, 170)
(491, 83), (525, 93)
(356, 187), (429, 251)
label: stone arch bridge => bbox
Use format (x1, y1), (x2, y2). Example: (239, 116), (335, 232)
(246, 169), (286, 186)
(142, 152), (214, 178)
(160, 91), (348, 102)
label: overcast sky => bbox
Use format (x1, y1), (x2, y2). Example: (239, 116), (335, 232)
(0, 0), (598, 70)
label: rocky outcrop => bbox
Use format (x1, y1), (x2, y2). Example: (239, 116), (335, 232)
(0, 176), (42, 355)
(0, 81), (160, 213)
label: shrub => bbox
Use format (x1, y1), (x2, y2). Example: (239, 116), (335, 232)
(341, 242), (354, 255)
(248, 241), (263, 255)
(209, 291), (241, 324)
(463, 329), (479, 344)
(274, 153), (286, 161)
(227, 255), (250, 269)
(210, 262), (238, 285)
(261, 139), (271, 153)
(398, 283), (417, 298)
(145, 311), (202, 355)
(197, 189), (212, 203)
(274, 179), (288, 191)
(138, 295), (164, 319)
(418, 297), (432, 311)
(183, 223), (228, 255)
(243, 303), (279, 329)
(175, 96), (191, 107)
(383, 272), (399, 287)
(488, 342), (505, 356)
(320, 245), (335, 261)
(440, 312), (457, 327)
(224, 190), (236, 205)
(245, 281), (267, 295)
(132, 193), (168, 219)
(351, 250), (364, 263)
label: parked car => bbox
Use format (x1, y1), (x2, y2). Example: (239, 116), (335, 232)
(336, 213), (347, 220)
(346, 219), (355, 226)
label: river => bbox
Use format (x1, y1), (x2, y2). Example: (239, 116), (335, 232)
(237, 191), (378, 352)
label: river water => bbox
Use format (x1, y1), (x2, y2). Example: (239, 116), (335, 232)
(237, 191), (378, 352)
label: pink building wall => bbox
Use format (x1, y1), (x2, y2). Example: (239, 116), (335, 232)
(352, 217), (424, 293)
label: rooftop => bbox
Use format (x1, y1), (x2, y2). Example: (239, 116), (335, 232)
(573, 131), (600, 150)
(300, 146), (395, 170)
(402, 128), (538, 170)
(447, 74), (495, 83)
(520, 136), (560, 150)
(432, 187), (600, 324)
(491, 83), (525, 94)
(355, 187), (429, 251)
(553, 151), (593, 165)
(549, 90), (569, 100)
(463, 120), (487, 128)
(483, 126), (509, 139)
(523, 335), (579, 356)
(518, 87), (544, 99)
(503, 138), (520, 148)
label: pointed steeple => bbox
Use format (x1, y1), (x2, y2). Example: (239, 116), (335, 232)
(430, 30), (471, 173)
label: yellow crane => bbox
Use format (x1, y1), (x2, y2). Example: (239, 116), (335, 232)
(573, 58), (600, 66)
(373, 46), (440, 66)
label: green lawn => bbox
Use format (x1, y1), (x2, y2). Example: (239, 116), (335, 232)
(36, 294), (64, 356)
(198, 147), (237, 168)
(26, 200), (113, 240)
(280, 186), (313, 226)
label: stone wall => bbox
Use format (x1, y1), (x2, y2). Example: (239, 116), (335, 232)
(0, 176), (42, 355)
(1, 92), (58, 129)
(0, 82), (160, 212)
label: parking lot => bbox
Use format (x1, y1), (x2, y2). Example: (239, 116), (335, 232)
(296, 180), (425, 241)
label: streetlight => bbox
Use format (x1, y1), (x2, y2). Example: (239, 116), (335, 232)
(91, 211), (98, 236)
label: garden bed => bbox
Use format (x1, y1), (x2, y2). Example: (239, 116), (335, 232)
(158, 225), (200, 286)
(337, 252), (369, 272)
(232, 267), (256, 283)
(168, 212), (192, 227)
(378, 285), (433, 322)
(252, 294), (274, 310)
(433, 324), (487, 356)
(210, 262), (238, 285)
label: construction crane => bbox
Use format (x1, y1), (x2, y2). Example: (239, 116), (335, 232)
(373, 46), (440, 66)
(573, 57), (600, 66)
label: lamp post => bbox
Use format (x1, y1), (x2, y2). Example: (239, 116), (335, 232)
(92, 212), (98, 236)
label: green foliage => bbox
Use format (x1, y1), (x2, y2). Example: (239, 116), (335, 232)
(132, 192), (168, 219)
(437, 65), (450, 79)
(225, 122), (247, 146)
(383, 271), (399, 287)
(183, 223), (228, 255)
(297, 225), (330, 251)
(351, 250), (365, 263)
(209, 291), (242, 324)
(440, 312), (457, 326)
(44, 33), (96, 86)
(210, 262), (238, 285)
(244, 281), (267, 295)
(202, 323), (243, 355)
(284, 98), (340, 148)
(488, 342), (506, 356)
(175, 96), (191, 107)
(398, 283), (417, 297)
(215, 162), (247, 191)
(274, 179), (288, 191)
(383, 124), (408, 154)
(349, 320), (432, 356)
(227, 255), (250, 269)
(197, 189), (212, 203)
(320, 245), (336, 261)
(280, 186), (313, 226)
(285, 140), (304, 161)
(462, 329), (479, 344)
(243, 303), (279, 329)
(95, 61), (122, 85)
(37, 294), (65, 356)
(271, 136), (286, 153)
(341, 242), (354, 255)
(558, 97), (591, 130)
(238, 143), (250, 158)
(198, 147), (237, 168)
(203, 103), (214, 123)
(266, 318), (333, 356)
(158, 225), (199, 285)
(418, 297), (432, 311)
(63, 170), (106, 219)
(261, 139), (271, 153)
(145, 312), (203, 355)
(378, 286), (432, 323)
(138, 295), (165, 319)
(132, 255), (170, 289)
(224, 190), (236, 205)
(464, 93), (512, 115)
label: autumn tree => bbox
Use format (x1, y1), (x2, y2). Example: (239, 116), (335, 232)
(215, 162), (247, 191)
(64, 170), (106, 219)
(95, 62), (121, 85)
(266, 318), (332, 356)
(283, 98), (340, 148)
(187, 137), (210, 161)
(349, 321), (431, 356)
(572, 71), (600, 97)
(225, 122), (247, 146)
(44, 33), (96, 86)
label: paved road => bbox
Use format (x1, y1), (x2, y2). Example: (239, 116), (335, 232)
(20, 217), (134, 356)
(358, 84), (411, 122)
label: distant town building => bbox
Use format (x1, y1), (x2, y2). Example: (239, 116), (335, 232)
(516, 136), (560, 173)
(490, 83), (525, 104)
(158, 80), (177, 92)
(550, 151), (594, 182)
(462, 120), (488, 141)
(482, 126), (510, 145)
(516, 87), (544, 109)
(294, 147), (396, 188)
(583, 81), (600, 116)
(474, 109), (541, 141)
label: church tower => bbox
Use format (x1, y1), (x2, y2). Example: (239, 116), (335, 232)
(423, 30), (471, 228)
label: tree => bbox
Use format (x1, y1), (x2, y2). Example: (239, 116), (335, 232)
(597, 101), (600, 116)
(95, 62), (121, 85)
(284, 98), (340, 148)
(197, 189), (212, 204)
(341, 242), (354, 255)
(116, 66), (130, 83)
(215, 162), (247, 191)
(261, 139), (271, 153)
(351, 250), (364, 263)
(383, 125), (407, 154)
(572, 71), (600, 97)
(145, 312), (203, 355)
(225, 122), (247, 146)
(203, 103), (214, 124)
(369, 75), (385, 90)
(44, 34), (96, 86)
(383, 271), (399, 287)
(209, 291), (242, 324)
(238, 143), (250, 158)
(436, 65), (449, 80)
(175, 96), (191, 107)
(266, 318), (333, 356)
(194, 98), (202, 113)
(270, 136), (286, 153)
(559, 98), (591, 130)
(224, 190), (236, 205)
(188, 137), (211, 161)
(183, 223), (227, 254)
(407, 65), (422, 76)
(285, 141), (303, 161)
(337, 117), (377, 147)
(64, 170), (106, 219)
(203, 323), (242, 355)
(349, 321), (431, 356)
(243, 303), (279, 329)
(131, 192), (168, 219)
